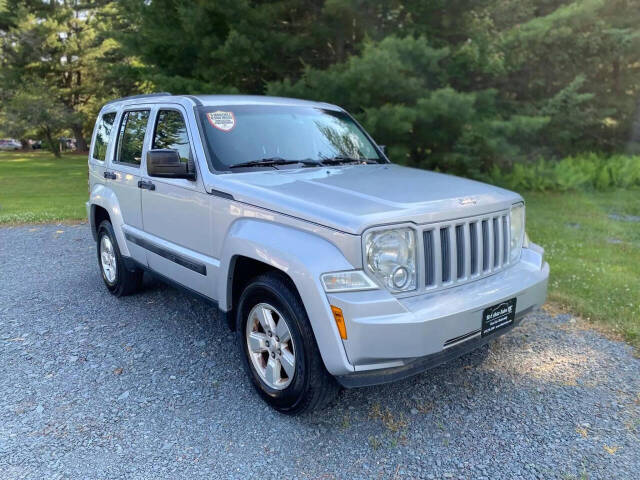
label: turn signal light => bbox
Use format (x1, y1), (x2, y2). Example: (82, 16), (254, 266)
(331, 305), (347, 340)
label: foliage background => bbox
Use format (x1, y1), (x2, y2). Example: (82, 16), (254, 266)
(1, 0), (639, 176)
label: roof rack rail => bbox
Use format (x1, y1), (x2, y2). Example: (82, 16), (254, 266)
(104, 92), (172, 105)
(183, 95), (203, 106)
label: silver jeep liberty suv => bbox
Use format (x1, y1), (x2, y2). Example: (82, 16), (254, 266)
(87, 93), (549, 413)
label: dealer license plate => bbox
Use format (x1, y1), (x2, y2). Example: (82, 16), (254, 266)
(481, 298), (517, 337)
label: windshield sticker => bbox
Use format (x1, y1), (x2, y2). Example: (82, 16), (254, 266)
(207, 111), (235, 132)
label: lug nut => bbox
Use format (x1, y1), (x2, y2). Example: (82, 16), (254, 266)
(271, 352), (276, 358)
(275, 336), (280, 342)
(277, 349), (282, 355)
(265, 340), (270, 347)
(268, 331), (273, 337)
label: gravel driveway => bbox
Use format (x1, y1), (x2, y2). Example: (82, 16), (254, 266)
(1, 223), (638, 480)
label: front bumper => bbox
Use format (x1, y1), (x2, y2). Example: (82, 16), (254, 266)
(335, 307), (532, 388)
(326, 244), (548, 386)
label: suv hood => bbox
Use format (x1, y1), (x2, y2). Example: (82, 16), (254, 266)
(210, 164), (522, 235)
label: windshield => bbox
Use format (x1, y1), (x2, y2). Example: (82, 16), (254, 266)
(198, 105), (383, 171)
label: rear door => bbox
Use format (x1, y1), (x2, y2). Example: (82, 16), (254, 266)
(108, 108), (152, 264)
(139, 105), (214, 297)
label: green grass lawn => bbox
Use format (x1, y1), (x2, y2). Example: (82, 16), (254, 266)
(0, 150), (88, 223)
(1, 151), (638, 349)
(525, 190), (640, 349)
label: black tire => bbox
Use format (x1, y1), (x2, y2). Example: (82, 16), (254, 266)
(96, 220), (143, 297)
(236, 271), (339, 414)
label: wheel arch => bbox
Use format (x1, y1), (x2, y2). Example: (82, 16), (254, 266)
(218, 219), (356, 376)
(88, 184), (130, 256)
(90, 204), (110, 240)
(227, 256), (282, 325)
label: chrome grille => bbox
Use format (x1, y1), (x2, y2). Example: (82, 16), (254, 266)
(422, 211), (510, 291)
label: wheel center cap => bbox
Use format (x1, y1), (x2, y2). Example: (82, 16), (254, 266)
(267, 338), (281, 356)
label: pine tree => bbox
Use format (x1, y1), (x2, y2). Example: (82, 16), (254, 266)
(0, 1), (137, 152)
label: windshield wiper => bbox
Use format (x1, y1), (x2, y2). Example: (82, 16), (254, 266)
(229, 155), (382, 170)
(229, 157), (320, 169)
(320, 155), (380, 165)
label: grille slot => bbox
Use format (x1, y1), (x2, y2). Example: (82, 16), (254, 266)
(502, 215), (509, 264)
(440, 227), (450, 283)
(493, 217), (500, 267)
(421, 211), (510, 292)
(469, 222), (478, 275)
(424, 230), (435, 286)
(455, 225), (465, 279)
(481, 220), (490, 271)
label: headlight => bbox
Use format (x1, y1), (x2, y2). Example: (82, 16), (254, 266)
(321, 270), (378, 293)
(364, 227), (417, 292)
(510, 202), (525, 262)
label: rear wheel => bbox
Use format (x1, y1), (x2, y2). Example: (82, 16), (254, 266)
(236, 272), (339, 414)
(97, 220), (143, 297)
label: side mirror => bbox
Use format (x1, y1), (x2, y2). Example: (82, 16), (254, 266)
(146, 149), (196, 180)
(378, 145), (387, 155)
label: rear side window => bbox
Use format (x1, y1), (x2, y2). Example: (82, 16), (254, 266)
(92, 112), (116, 161)
(115, 110), (150, 166)
(153, 110), (191, 163)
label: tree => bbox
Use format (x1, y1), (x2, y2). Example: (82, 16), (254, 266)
(1, 82), (71, 157)
(495, 0), (640, 154)
(114, 0), (415, 94)
(3, 0), (639, 170)
(268, 35), (549, 175)
(0, 1), (138, 152)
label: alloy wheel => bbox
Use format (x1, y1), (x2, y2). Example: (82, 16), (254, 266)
(100, 235), (117, 284)
(245, 302), (296, 390)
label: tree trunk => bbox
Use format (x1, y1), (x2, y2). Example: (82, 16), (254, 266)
(20, 139), (30, 150)
(612, 58), (621, 95)
(72, 124), (88, 152)
(335, 32), (345, 63)
(44, 127), (61, 158)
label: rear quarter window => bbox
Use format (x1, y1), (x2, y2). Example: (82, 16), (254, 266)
(92, 112), (117, 161)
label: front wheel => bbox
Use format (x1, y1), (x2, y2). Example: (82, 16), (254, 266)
(236, 272), (339, 414)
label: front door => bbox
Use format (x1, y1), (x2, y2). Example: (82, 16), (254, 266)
(108, 108), (151, 264)
(139, 106), (215, 298)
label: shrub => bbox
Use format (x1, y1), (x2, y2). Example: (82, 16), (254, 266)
(482, 154), (640, 191)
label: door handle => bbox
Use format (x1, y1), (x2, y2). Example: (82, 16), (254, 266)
(138, 180), (156, 191)
(103, 171), (117, 180)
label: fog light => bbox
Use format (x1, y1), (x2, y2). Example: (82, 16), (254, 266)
(331, 305), (347, 340)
